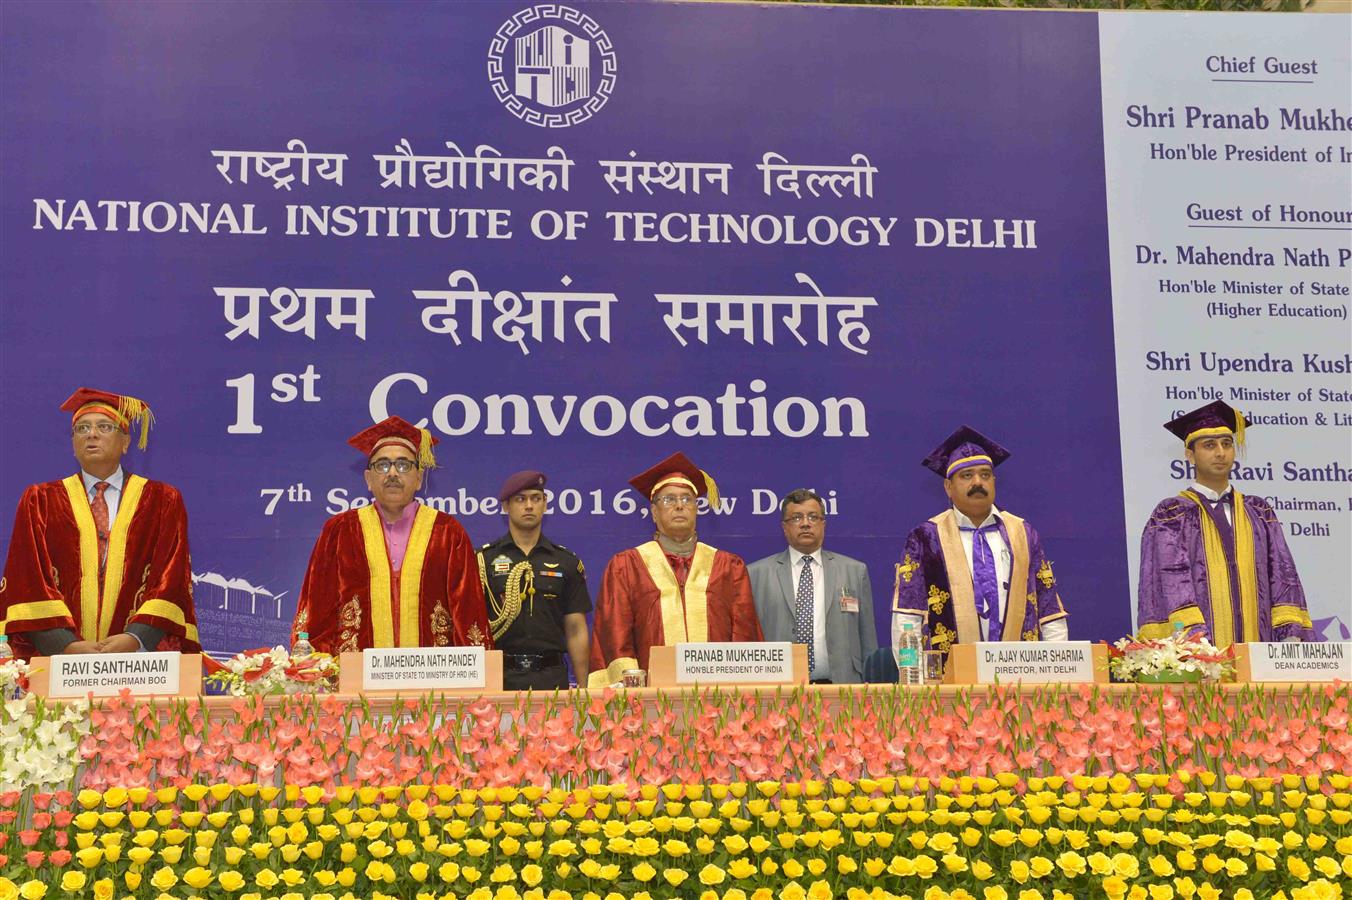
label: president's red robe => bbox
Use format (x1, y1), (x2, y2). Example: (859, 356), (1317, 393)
(1, 475), (199, 657)
(588, 541), (763, 686)
(292, 504), (491, 654)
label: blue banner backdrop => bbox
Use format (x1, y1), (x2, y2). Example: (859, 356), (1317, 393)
(0, 2), (1129, 656)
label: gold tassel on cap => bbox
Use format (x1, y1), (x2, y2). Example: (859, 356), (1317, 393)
(1233, 409), (1246, 452)
(117, 395), (155, 450)
(701, 469), (719, 507)
(418, 427), (437, 469)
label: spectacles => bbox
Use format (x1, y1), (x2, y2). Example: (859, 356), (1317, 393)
(653, 495), (695, 508)
(784, 513), (825, 524)
(369, 459), (418, 475)
(73, 422), (119, 436)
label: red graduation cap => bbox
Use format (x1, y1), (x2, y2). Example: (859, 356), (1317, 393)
(348, 416), (438, 469)
(61, 387), (154, 450)
(628, 452), (720, 505)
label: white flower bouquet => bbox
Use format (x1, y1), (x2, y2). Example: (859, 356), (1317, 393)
(205, 646), (338, 696)
(1107, 628), (1235, 683)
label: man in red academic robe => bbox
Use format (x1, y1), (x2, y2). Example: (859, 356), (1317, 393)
(1, 388), (200, 659)
(292, 417), (490, 654)
(588, 452), (763, 687)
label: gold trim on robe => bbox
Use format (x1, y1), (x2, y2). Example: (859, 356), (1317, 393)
(398, 505), (438, 647)
(60, 476), (101, 640)
(634, 540), (717, 645)
(357, 503), (438, 648)
(932, 512), (980, 645)
(1002, 512), (1030, 642)
(100, 475), (146, 640)
(1179, 490), (1260, 647)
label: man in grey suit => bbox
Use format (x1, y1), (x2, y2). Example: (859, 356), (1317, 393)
(747, 489), (878, 684)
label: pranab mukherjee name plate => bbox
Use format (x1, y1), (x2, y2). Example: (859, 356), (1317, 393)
(674, 642), (797, 685)
(46, 651), (184, 698)
(1243, 642), (1351, 682)
(361, 647), (486, 692)
(974, 641), (1098, 684)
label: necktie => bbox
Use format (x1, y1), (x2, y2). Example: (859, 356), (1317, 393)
(91, 481), (111, 568)
(794, 556), (815, 674)
(960, 524), (1002, 641)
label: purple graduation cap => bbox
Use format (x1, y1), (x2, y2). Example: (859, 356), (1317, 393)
(921, 426), (1012, 479)
(1163, 400), (1248, 449)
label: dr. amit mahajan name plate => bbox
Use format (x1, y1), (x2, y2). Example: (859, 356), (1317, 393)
(975, 641), (1096, 684)
(362, 647), (486, 691)
(675, 642), (794, 684)
(1247, 642), (1350, 682)
(48, 651), (182, 698)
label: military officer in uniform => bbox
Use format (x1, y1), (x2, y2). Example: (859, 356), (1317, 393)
(478, 470), (592, 690)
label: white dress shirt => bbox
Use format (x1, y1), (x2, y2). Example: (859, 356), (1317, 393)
(1189, 482), (1233, 525)
(788, 546), (828, 679)
(81, 466), (126, 525)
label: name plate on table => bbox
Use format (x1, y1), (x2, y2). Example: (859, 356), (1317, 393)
(361, 647), (486, 691)
(975, 641), (1098, 684)
(1244, 642), (1351, 682)
(47, 651), (183, 698)
(674, 642), (795, 684)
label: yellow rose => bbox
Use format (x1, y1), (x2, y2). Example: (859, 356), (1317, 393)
(984, 889), (1010, 900)
(971, 860), (994, 880)
(75, 846), (104, 869)
(182, 867), (214, 890)
(698, 864), (726, 886)
(218, 871), (246, 892)
(662, 868), (688, 887)
(1030, 856), (1054, 878)
(122, 872), (141, 892)
(59, 873), (86, 894)
(1009, 860), (1031, 884)
(149, 866), (181, 891)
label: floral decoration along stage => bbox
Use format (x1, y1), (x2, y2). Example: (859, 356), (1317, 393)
(0, 682), (1348, 899)
(1106, 630), (1236, 685)
(203, 647), (339, 697)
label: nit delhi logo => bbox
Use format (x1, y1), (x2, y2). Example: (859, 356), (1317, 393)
(487, 4), (617, 128)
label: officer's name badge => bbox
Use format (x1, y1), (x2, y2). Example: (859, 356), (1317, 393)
(492, 555), (512, 574)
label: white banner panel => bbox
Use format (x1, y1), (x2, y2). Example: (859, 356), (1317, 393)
(1099, 13), (1351, 639)
(974, 641), (1097, 684)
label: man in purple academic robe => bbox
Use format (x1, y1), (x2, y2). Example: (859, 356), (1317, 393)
(1137, 401), (1313, 648)
(891, 427), (1069, 664)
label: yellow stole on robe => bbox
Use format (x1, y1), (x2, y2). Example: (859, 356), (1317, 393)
(357, 503), (439, 647)
(931, 509), (1030, 644)
(634, 540), (716, 644)
(1178, 490), (1259, 648)
(61, 474), (147, 641)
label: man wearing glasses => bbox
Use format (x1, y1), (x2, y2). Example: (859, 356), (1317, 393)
(588, 452), (762, 687)
(291, 416), (491, 654)
(748, 489), (877, 684)
(1, 388), (200, 658)
(891, 426), (1068, 670)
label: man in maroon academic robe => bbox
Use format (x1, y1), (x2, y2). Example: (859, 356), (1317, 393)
(588, 452), (763, 687)
(291, 417), (491, 654)
(1137, 401), (1313, 647)
(1, 388), (200, 659)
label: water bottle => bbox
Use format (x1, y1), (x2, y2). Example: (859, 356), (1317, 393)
(897, 623), (923, 685)
(0, 635), (21, 700)
(292, 632), (314, 659)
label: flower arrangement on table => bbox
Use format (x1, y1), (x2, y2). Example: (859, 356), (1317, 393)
(0, 654), (30, 699)
(1106, 628), (1235, 683)
(204, 645), (338, 696)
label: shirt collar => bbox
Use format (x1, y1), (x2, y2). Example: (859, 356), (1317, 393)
(82, 466), (125, 494)
(381, 500), (420, 528)
(1189, 482), (1232, 502)
(954, 506), (1001, 529)
(788, 546), (823, 569)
